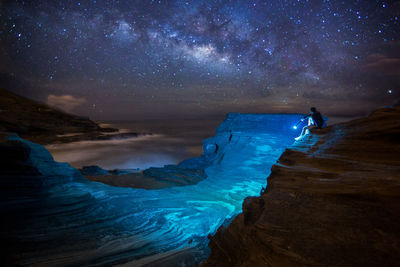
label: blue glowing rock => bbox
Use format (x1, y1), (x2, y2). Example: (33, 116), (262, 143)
(1, 113), (304, 266)
(1, 135), (85, 192)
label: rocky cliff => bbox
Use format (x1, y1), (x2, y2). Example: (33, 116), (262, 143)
(202, 106), (400, 266)
(0, 88), (120, 144)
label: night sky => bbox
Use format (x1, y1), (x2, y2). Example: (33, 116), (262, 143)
(1, 0), (399, 120)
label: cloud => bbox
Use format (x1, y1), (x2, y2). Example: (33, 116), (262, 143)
(47, 94), (87, 112)
(363, 54), (400, 76)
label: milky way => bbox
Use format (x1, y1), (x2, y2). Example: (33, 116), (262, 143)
(0, 0), (399, 119)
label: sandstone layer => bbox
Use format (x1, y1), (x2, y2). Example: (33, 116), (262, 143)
(0, 114), (302, 266)
(203, 106), (400, 266)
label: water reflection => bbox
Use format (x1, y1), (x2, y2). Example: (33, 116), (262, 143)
(47, 119), (222, 170)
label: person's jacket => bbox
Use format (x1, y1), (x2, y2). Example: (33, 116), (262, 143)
(303, 111), (324, 128)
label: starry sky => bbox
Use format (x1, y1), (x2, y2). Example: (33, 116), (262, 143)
(0, 0), (399, 120)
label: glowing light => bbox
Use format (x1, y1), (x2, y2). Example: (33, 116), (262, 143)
(191, 45), (215, 60)
(293, 125), (297, 130)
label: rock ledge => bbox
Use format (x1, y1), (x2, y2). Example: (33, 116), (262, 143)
(202, 106), (400, 266)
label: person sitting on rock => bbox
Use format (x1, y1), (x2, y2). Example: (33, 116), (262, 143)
(295, 107), (326, 140)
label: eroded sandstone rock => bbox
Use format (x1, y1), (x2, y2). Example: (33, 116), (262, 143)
(203, 106), (400, 266)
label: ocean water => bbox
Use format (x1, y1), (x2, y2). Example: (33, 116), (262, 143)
(47, 119), (222, 170)
(46, 116), (356, 171)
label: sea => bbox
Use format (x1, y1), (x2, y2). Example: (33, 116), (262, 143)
(46, 118), (223, 170)
(46, 116), (357, 171)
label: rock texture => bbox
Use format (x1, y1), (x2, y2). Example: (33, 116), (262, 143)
(0, 134), (86, 192)
(0, 114), (302, 266)
(0, 88), (143, 144)
(81, 112), (304, 190)
(83, 165), (206, 189)
(81, 165), (111, 176)
(202, 106), (400, 266)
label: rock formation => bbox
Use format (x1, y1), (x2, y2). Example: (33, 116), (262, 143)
(81, 165), (111, 176)
(0, 113), (302, 266)
(202, 106), (400, 266)
(3, 105), (399, 266)
(0, 88), (144, 144)
(82, 164), (207, 189)
(81, 113), (303, 190)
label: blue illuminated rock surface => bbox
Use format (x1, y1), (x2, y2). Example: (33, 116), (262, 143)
(0, 114), (303, 266)
(203, 106), (400, 267)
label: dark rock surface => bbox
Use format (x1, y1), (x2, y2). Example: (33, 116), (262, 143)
(81, 164), (207, 189)
(0, 88), (143, 144)
(202, 106), (400, 266)
(0, 134), (86, 194)
(143, 165), (206, 186)
(80, 165), (110, 176)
